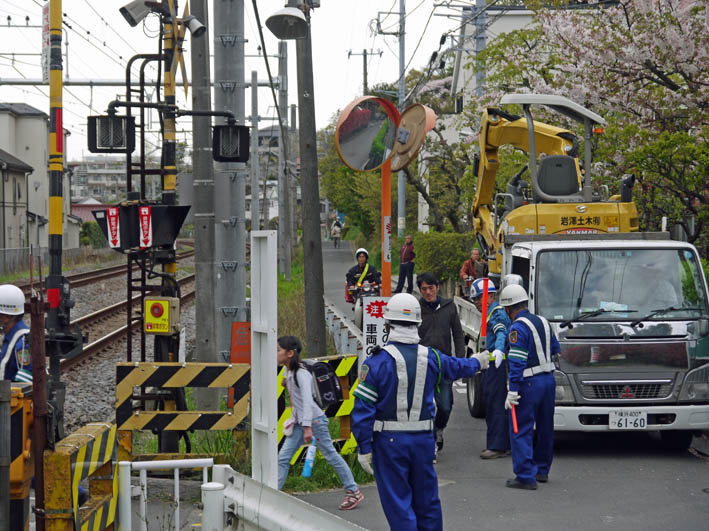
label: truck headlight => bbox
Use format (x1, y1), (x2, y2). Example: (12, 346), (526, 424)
(554, 371), (574, 404)
(679, 363), (709, 401)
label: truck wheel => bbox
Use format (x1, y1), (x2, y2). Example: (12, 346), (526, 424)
(467, 372), (486, 418)
(660, 430), (694, 451)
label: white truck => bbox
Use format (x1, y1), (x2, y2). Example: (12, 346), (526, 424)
(456, 232), (709, 449)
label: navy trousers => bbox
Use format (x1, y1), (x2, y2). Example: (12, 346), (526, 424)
(373, 431), (442, 531)
(481, 362), (510, 451)
(509, 372), (555, 484)
(394, 262), (415, 293)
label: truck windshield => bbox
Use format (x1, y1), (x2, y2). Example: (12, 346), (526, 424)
(536, 248), (708, 322)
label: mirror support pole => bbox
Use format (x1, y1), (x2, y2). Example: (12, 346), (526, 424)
(381, 159), (392, 296)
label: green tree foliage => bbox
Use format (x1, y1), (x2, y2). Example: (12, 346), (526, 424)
(79, 221), (107, 248)
(414, 231), (476, 283)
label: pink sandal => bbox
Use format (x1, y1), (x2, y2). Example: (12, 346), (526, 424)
(339, 489), (364, 510)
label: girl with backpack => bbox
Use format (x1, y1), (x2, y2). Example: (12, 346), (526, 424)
(277, 335), (364, 510)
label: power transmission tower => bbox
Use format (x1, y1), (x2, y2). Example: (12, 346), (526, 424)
(347, 49), (382, 95)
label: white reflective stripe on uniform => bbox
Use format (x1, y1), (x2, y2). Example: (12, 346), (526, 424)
(408, 345), (429, 422)
(523, 362), (556, 377)
(382, 345), (409, 422)
(517, 317), (552, 365)
(381, 344), (431, 432)
(0, 328), (29, 378)
(373, 419), (433, 432)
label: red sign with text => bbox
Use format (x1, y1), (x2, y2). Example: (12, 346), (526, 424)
(139, 206), (153, 248)
(107, 207), (120, 248)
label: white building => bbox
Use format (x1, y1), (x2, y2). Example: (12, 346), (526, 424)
(0, 103), (79, 249)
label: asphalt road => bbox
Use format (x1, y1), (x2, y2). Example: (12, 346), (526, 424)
(300, 240), (709, 531)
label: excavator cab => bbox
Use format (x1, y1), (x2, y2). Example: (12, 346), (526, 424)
(472, 94), (639, 277)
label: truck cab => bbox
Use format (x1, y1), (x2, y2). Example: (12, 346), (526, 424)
(505, 232), (709, 449)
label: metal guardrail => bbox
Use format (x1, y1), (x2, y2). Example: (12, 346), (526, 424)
(324, 296), (363, 360)
(118, 458), (213, 531)
(203, 464), (368, 531)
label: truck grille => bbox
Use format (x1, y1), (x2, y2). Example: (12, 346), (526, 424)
(581, 381), (673, 400)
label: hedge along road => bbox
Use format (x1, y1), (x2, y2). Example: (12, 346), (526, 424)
(301, 240), (709, 531)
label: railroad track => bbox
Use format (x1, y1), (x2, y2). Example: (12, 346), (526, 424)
(17, 250), (195, 295)
(60, 274), (195, 372)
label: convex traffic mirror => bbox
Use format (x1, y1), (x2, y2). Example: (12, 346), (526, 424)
(335, 96), (399, 172)
(335, 96), (436, 172)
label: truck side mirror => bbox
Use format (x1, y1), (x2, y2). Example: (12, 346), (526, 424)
(698, 318), (709, 337)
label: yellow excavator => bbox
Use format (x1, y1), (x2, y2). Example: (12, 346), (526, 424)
(471, 93), (639, 279)
(460, 95), (709, 452)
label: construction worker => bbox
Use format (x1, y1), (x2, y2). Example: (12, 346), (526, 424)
(351, 293), (489, 531)
(470, 278), (511, 459)
(0, 284), (31, 382)
(499, 284), (558, 490)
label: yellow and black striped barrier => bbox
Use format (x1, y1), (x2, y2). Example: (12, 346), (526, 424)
(44, 422), (117, 531)
(10, 382), (33, 531)
(277, 354), (360, 464)
(115, 362), (250, 431)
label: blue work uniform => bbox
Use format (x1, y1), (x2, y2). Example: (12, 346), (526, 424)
(0, 320), (31, 382)
(479, 302), (511, 452)
(352, 341), (482, 531)
(507, 310), (559, 484)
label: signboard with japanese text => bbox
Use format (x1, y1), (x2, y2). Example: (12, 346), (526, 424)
(139, 206), (153, 248)
(362, 296), (390, 356)
(106, 207), (120, 248)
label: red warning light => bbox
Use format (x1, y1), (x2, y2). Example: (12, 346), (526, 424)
(151, 303), (164, 318)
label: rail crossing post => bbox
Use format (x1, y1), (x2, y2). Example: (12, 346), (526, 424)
(250, 231), (278, 487)
(46, 0), (83, 446)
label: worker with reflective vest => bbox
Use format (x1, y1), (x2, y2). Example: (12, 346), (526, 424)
(0, 284), (31, 383)
(470, 278), (512, 459)
(499, 284), (558, 490)
(352, 293), (489, 530)
(346, 248), (381, 291)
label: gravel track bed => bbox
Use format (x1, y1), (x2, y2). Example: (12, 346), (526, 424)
(64, 301), (196, 434)
(53, 256), (195, 434)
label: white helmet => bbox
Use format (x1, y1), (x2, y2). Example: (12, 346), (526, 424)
(0, 284), (25, 315)
(470, 278), (496, 300)
(355, 248), (369, 259)
(383, 293), (422, 324)
(499, 284), (528, 307)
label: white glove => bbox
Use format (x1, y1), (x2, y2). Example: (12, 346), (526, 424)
(358, 452), (374, 475)
(493, 349), (505, 369)
(472, 351), (490, 371)
(505, 390), (520, 410)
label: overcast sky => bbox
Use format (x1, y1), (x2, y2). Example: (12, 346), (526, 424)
(0, 0), (465, 161)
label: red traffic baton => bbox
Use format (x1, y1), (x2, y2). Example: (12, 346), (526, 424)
(510, 403), (519, 434)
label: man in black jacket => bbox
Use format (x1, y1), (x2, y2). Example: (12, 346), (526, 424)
(416, 272), (465, 460)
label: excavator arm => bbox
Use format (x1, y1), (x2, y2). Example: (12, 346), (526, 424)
(472, 107), (579, 271)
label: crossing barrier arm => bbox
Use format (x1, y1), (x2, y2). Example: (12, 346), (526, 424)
(205, 464), (368, 531)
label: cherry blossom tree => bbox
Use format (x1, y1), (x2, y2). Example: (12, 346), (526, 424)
(469, 0), (708, 254)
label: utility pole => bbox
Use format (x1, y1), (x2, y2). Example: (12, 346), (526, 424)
(278, 41), (291, 280)
(397, 0), (406, 237)
(250, 70), (260, 230)
(289, 103), (298, 254)
(295, 11), (327, 357)
(190, 0), (218, 410)
(213, 0), (248, 363)
(347, 49), (382, 95)
(474, 0), (487, 97)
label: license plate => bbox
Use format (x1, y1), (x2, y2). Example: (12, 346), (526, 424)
(609, 410), (647, 430)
